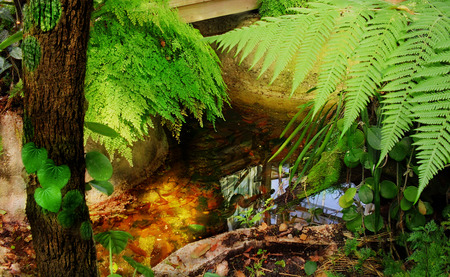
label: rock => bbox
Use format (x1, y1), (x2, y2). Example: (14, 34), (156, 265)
(279, 223), (288, 232)
(215, 260), (229, 276)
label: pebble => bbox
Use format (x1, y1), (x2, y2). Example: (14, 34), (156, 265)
(215, 260), (229, 277)
(287, 234), (293, 239)
(279, 223), (288, 232)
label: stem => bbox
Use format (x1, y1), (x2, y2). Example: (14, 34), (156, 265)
(109, 238), (113, 275)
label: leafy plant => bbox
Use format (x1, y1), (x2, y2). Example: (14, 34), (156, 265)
(246, 249), (267, 277)
(304, 260), (317, 276)
(85, 0), (228, 163)
(207, 0), (450, 202)
(258, 0), (308, 17)
(406, 220), (450, 277)
(234, 198), (273, 227)
(94, 230), (154, 277)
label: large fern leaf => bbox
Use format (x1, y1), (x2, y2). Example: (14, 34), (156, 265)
(313, 8), (370, 116)
(410, 45), (450, 201)
(378, 3), (450, 163)
(342, 5), (408, 133)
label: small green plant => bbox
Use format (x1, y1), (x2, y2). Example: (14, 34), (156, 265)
(304, 260), (317, 276)
(258, 0), (309, 17)
(234, 198), (273, 227)
(406, 221), (450, 277)
(94, 230), (154, 277)
(246, 249), (267, 277)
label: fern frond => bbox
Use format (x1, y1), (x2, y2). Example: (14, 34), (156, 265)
(86, 0), (228, 163)
(313, 9), (371, 116)
(409, 37), (450, 202)
(289, 7), (338, 94)
(377, 0), (450, 162)
(343, 6), (408, 133)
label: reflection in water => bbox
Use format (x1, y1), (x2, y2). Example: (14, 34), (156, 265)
(89, 164), (344, 276)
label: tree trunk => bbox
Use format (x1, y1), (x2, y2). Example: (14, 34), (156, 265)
(23, 0), (96, 276)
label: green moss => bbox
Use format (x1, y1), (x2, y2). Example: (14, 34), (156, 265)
(29, 0), (62, 32)
(298, 143), (345, 198)
(259, 0), (309, 17)
(22, 36), (41, 71)
(22, 4), (32, 32)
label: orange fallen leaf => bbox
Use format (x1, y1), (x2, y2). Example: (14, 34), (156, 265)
(309, 255), (321, 262)
(299, 233), (308, 240)
(235, 270), (246, 277)
(128, 241), (147, 257)
(191, 243), (211, 259)
(258, 222), (268, 231)
(210, 243), (219, 252)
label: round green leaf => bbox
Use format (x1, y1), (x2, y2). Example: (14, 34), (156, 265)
(344, 187), (357, 203)
(380, 180), (398, 199)
(304, 261), (317, 276)
(367, 127), (382, 150)
(400, 197), (413, 211)
(37, 159), (71, 189)
(62, 190), (83, 211)
(364, 177), (374, 188)
(389, 137), (412, 162)
(22, 142), (48, 173)
(85, 122), (119, 138)
(389, 202), (399, 220)
(339, 195), (353, 209)
(344, 149), (363, 168)
(364, 214), (383, 233)
(358, 184), (373, 204)
(346, 214), (362, 232)
(349, 129), (365, 148)
(34, 186), (61, 213)
(442, 205), (450, 219)
(90, 180), (114, 196)
(80, 221), (93, 240)
(86, 151), (113, 181)
(403, 186), (418, 202)
(57, 210), (75, 228)
(405, 210), (426, 231)
(342, 206), (359, 221)
(94, 230), (133, 254)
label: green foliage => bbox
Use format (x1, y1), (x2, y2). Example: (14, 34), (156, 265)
(259, 0), (308, 17)
(94, 230), (133, 255)
(28, 0), (61, 32)
(34, 186), (62, 213)
(85, 0), (228, 162)
(37, 159), (71, 189)
(85, 151), (113, 181)
(89, 180), (114, 196)
(234, 198), (273, 227)
(304, 260), (317, 276)
(407, 221), (450, 276)
(123, 256), (154, 277)
(21, 35), (40, 71)
(57, 210), (75, 228)
(62, 190), (83, 211)
(85, 122), (119, 138)
(80, 221), (93, 240)
(21, 142), (47, 173)
(208, 0), (450, 199)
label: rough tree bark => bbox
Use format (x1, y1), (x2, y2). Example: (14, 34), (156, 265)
(23, 0), (96, 276)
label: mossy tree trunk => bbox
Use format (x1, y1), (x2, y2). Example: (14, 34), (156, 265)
(23, 0), (96, 276)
